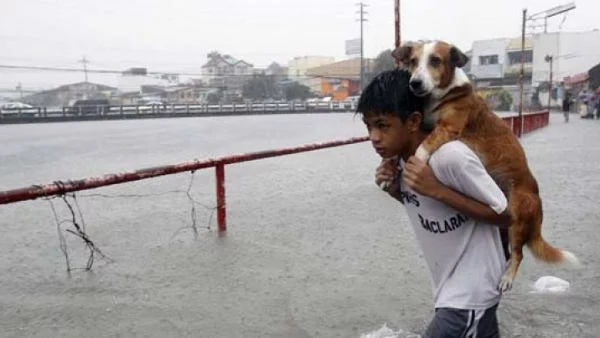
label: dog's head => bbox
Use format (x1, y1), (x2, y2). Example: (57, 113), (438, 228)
(392, 40), (469, 98)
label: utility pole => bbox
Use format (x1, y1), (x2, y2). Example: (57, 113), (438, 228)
(518, 8), (526, 138)
(517, 3), (575, 137)
(395, 0), (401, 54)
(356, 2), (368, 92)
(16, 82), (23, 100)
(78, 56), (90, 82)
(545, 54), (554, 110)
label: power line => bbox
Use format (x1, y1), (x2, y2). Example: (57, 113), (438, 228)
(0, 64), (203, 76)
(0, 64), (374, 80)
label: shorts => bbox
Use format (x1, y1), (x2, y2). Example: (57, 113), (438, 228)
(423, 303), (500, 338)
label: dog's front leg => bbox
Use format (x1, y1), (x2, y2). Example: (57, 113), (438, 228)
(415, 112), (469, 162)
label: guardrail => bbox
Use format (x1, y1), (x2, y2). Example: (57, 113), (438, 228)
(0, 101), (357, 120)
(503, 110), (550, 136)
(0, 110), (550, 233)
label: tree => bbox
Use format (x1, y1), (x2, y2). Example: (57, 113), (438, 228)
(284, 82), (312, 101)
(242, 74), (278, 101)
(206, 91), (223, 104)
(497, 89), (513, 111)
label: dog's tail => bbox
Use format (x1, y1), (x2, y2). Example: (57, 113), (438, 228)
(527, 235), (582, 267)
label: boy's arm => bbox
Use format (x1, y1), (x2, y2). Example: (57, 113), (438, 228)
(402, 145), (511, 227)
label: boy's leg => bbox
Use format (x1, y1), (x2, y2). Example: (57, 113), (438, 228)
(423, 304), (500, 338)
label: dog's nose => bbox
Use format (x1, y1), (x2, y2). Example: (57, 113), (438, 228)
(410, 79), (423, 91)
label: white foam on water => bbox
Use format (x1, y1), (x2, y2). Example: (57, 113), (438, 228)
(360, 323), (421, 338)
(529, 275), (571, 293)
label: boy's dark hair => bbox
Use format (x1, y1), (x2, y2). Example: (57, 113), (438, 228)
(356, 69), (427, 122)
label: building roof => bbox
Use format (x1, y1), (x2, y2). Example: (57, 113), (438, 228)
(506, 37), (533, 51)
(563, 72), (589, 85)
(305, 58), (374, 80)
(30, 82), (117, 95)
(202, 53), (253, 68)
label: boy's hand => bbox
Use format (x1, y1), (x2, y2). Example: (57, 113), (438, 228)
(402, 156), (444, 198)
(375, 157), (398, 191)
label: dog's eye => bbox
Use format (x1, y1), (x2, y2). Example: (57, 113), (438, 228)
(410, 58), (418, 67)
(430, 56), (442, 67)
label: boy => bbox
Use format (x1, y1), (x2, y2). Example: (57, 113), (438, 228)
(357, 69), (510, 338)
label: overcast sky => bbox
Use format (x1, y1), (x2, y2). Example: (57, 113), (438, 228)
(1, 0), (598, 90)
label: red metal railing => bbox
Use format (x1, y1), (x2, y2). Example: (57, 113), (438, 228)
(0, 137), (369, 231)
(0, 110), (550, 232)
(502, 110), (549, 136)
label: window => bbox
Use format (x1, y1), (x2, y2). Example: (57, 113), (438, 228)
(507, 50), (533, 65)
(479, 55), (499, 65)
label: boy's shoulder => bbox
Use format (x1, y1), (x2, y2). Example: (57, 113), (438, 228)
(429, 140), (479, 170)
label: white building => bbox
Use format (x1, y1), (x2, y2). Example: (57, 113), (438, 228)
(468, 29), (600, 108)
(470, 38), (509, 83)
(531, 29), (600, 87)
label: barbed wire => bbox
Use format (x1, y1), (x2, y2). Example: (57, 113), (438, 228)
(44, 190), (112, 275)
(39, 170), (216, 274)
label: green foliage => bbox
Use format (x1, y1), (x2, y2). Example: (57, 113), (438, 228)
(284, 82), (312, 101)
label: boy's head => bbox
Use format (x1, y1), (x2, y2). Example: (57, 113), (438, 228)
(356, 69), (428, 158)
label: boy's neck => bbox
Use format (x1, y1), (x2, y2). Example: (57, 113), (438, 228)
(401, 130), (429, 162)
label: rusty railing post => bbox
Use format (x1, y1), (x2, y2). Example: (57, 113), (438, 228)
(215, 163), (226, 232)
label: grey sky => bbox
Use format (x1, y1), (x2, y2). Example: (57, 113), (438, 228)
(1, 0), (598, 90)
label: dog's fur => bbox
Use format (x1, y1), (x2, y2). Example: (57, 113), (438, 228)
(392, 40), (581, 293)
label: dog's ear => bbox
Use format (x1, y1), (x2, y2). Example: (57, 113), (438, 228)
(392, 44), (414, 67)
(450, 46), (469, 68)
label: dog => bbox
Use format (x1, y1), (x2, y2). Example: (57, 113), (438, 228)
(391, 40), (580, 293)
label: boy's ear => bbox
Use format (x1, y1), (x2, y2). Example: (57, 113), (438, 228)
(406, 111), (423, 132)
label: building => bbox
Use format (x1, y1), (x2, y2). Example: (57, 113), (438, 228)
(201, 52), (254, 97)
(117, 67), (177, 94)
(469, 29), (600, 109)
(588, 62), (600, 90)
(161, 86), (215, 104)
(22, 82), (118, 107)
(532, 30), (600, 86)
(305, 58), (374, 101)
(469, 37), (533, 88)
(137, 85), (217, 104)
(287, 56), (336, 88)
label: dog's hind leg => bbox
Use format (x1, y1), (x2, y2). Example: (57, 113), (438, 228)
(498, 223), (526, 294)
(497, 188), (533, 294)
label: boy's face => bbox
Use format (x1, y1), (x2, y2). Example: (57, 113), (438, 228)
(363, 112), (417, 159)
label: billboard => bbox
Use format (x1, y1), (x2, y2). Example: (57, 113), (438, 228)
(345, 38), (361, 56)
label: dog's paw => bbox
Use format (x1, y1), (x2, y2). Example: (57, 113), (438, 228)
(414, 145), (431, 163)
(498, 275), (514, 294)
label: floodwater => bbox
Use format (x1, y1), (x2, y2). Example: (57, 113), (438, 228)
(0, 112), (598, 338)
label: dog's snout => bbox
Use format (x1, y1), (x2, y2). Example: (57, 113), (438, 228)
(410, 79), (423, 91)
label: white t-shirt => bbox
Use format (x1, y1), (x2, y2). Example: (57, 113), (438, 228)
(397, 140), (508, 310)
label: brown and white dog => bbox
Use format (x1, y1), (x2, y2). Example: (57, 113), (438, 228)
(392, 40), (581, 293)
